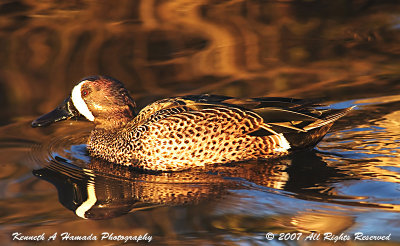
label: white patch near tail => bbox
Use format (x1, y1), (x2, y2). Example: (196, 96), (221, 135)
(71, 81), (95, 121)
(273, 134), (291, 152)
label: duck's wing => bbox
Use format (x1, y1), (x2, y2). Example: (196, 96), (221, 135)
(135, 94), (353, 137)
(133, 98), (191, 126)
(178, 95), (330, 133)
(181, 94), (322, 110)
(188, 96), (353, 133)
(133, 95), (240, 126)
(183, 96), (354, 150)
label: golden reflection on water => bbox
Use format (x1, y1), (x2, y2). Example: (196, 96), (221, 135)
(1, 0), (400, 245)
(1, 0), (400, 121)
(319, 96), (400, 185)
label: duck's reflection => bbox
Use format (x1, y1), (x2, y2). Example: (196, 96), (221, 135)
(32, 149), (352, 220)
(32, 157), (232, 219)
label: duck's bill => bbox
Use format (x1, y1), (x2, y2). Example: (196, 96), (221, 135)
(32, 97), (78, 127)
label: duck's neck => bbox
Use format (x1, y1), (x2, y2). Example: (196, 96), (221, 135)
(87, 126), (129, 165)
(94, 119), (129, 130)
(87, 108), (137, 164)
(93, 109), (136, 130)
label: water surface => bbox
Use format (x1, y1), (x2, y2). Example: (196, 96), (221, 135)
(0, 0), (400, 245)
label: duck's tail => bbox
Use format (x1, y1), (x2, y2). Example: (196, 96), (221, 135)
(283, 106), (355, 150)
(303, 106), (356, 131)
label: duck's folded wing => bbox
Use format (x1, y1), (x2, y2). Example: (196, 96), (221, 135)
(135, 95), (353, 138)
(181, 95), (322, 110)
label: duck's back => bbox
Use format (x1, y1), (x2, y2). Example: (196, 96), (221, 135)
(88, 95), (353, 171)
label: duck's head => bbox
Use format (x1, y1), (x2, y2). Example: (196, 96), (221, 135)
(32, 76), (136, 128)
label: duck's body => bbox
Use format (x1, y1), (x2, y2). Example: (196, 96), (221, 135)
(32, 76), (354, 171)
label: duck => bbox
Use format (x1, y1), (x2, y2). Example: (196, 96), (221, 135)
(32, 75), (354, 171)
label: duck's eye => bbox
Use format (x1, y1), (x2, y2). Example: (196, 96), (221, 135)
(81, 89), (89, 97)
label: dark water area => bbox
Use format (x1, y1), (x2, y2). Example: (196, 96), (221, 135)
(1, 0), (400, 245)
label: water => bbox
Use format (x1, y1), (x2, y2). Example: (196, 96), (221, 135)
(1, 1), (400, 245)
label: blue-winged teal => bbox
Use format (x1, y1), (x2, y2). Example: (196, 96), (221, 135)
(32, 76), (354, 171)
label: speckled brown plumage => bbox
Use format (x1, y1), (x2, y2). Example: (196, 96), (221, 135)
(32, 76), (355, 172)
(87, 103), (292, 171)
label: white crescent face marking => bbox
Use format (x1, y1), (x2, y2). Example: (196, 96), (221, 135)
(71, 81), (95, 121)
